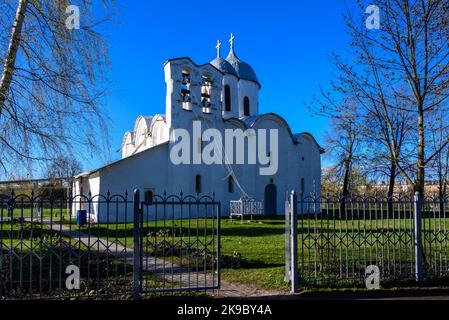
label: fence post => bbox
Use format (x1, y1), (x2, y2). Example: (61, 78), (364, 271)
(414, 191), (423, 283)
(290, 190), (298, 293)
(133, 189), (141, 299)
(284, 197), (291, 283)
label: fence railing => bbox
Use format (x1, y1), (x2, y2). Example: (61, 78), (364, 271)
(0, 190), (220, 300)
(135, 190), (221, 295)
(285, 191), (449, 290)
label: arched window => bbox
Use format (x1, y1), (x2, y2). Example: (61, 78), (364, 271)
(144, 189), (154, 205)
(228, 175), (234, 193)
(181, 70), (192, 110)
(195, 175), (202, 194)
(224, 85), (231, 111)
(201, 75), (212, 113)
(301, 178), (305, 194)
(243, 97), (250, 116)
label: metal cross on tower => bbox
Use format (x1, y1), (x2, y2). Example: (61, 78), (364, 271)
(216, 39), (222, 58)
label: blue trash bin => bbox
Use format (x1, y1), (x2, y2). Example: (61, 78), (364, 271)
(77, 210), (87, 226)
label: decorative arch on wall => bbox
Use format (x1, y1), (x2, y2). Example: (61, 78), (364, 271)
(121, 131), (134, 158)
(225, 113), (296, 143)
(133, 116), (152, 148)
(150, 114), (168, 146)
(296, 132), (325, 154)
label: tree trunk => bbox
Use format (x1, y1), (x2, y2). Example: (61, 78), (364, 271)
(439, 187), (445, 216)
(387, 160), (397, 216)
(340, 159), (351, 213)
(416, 103), (425, 196)
(0, 0), (28, 117)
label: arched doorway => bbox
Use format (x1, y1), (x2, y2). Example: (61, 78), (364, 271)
(264, 183), (277, 215)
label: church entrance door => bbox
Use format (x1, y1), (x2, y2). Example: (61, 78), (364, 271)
(264, 183), (277, 215)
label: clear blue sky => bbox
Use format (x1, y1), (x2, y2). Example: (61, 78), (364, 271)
(92, 0), (357, 170)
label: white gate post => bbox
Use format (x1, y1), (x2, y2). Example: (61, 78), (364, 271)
(133, 189), (141, 299)
(290, 190), (298, 292)
(414, 192), (423, 282)
(284, 197), (291, 282)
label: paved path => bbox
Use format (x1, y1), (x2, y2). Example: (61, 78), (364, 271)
(36, 219), (281, 298)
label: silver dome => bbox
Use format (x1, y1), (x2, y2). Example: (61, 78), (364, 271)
(226, 49), (259, 85)
(210, 57), (238, 77)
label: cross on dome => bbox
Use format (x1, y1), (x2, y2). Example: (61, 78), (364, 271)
(216, 40), (222, 58)
(229, 33), (235, 50)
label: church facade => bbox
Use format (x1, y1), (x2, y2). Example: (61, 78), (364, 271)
(73, 35), (323, 222)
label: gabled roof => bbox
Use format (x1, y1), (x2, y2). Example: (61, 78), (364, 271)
(293, 132), (325, 154)
(75, 141), (169, 179)
(225, 113), (324, 153)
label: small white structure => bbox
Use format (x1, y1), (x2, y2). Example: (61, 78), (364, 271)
(73, 34), (324, 222)
(230, 197), (264, 222)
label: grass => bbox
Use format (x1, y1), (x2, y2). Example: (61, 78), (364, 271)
(1, 208), (69, 219)
(219, 218), (288, 290)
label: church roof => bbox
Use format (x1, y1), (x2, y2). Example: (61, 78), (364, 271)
(210, 57), (238, 77)
(225, 48), (259, 86)
(227, 113), (324, 153)
(293, 132), (325, 154)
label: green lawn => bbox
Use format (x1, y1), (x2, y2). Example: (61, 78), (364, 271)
(1, 208), (69, 219)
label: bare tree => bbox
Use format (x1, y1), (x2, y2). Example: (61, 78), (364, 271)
(317, 99), (364, 210)
(0, 0), (113, 176)
(427, 109), (449, 209)
(346, 0), (449, 199)
(45, 155), (82, 180)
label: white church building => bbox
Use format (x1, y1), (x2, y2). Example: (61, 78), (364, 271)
(73, 34), (323, 222)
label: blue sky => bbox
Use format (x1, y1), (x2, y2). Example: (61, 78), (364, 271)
(92, 0), (357, 170)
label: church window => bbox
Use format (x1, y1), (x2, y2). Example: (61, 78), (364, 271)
(228, 175), (234, 193)
(181, 70), (192, 110)
(224, 85), (231, 111)
(201, 75), (212, 113)
(243, 97), (250, 116)
(144, 189), (154, 205)
(301, 178), (305, 194)
(195, 175), (202, 194)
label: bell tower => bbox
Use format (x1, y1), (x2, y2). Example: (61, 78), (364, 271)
(164, 57), (223, 129)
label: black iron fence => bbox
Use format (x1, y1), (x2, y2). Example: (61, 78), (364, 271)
(0, 190), (220, 300)
(285, 191), (449, 289)
(135, 190), (220, 294)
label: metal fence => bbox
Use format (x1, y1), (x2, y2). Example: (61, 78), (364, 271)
(285, 191), (449, 290)
(0, 190), (220, 300)
(135, 190), (220, 295)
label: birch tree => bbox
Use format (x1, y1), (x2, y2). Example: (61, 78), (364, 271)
(0, 0), (113, 176)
